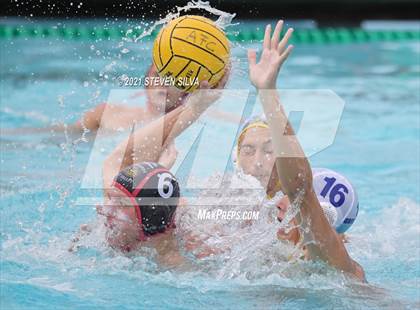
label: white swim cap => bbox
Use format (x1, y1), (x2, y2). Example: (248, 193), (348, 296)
(312, 168), (359, 233)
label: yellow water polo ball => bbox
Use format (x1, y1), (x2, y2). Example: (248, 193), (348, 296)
(152, 15), (230, 92)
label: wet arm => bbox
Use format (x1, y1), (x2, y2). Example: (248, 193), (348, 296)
(103, 84), (221, 188)
(250, 21), (365, 281)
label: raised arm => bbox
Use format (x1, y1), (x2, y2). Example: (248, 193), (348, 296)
(248, 21), (365, 281)
(103, 78), (228, 189)
(1, 102), (106, 136)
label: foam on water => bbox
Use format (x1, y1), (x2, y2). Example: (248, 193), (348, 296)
(1, 190), (419, 308)
(2, 193), (418, 286)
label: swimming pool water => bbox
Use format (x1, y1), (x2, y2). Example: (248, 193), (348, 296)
(0, 19), (419, 309)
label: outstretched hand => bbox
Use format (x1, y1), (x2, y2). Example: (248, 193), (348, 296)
(199, 62), (231, 100)
(248, 20), (293, 89)
(276, 195), (300, 244)
(188, 63), (231, 112)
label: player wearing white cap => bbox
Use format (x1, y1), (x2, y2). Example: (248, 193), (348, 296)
(245, 20), (365, 281)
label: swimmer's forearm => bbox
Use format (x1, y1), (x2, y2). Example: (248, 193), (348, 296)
(258, 89), (312, 198)
(1, 123), (83, 135)
(259, 90), (364, 280)
(128, 94), (213, 159)
(103, 94), (214, 187)
(163, 93), (215, 144)
(298, 194), (365, 281)
(103, 107), (184, 187)
(5, 103), (104, 136)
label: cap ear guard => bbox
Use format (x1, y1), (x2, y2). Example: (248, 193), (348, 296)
(139, 204), (177, 235)
(319, 201), (338, 227)
(113, 162), (180, 239)
(312, 168), (359, 233)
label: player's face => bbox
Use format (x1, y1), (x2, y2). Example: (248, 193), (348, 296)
(105, 188), (132, 206)
(102, 187), (138, 224)
(238, 128), (276, 188)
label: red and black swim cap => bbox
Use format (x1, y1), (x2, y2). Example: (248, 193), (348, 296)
(113, 162), (180, 237)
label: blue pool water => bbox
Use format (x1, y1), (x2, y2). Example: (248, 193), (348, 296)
(1, 19), (419, 309)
